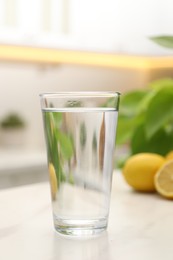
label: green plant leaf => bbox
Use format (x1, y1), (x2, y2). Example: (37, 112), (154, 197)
(43, 112), (62, 181)
(150, 36), (173, 49)
(116, 114), (144, 145)
(138, 79), (173, 114)
(149, 78), (173, 90)
(131, 124), (173, 156)
(1, 113), (25, 128)
(52, 112), (62, 128)
(137, 90), (156, 114)
(57, 131), (73, 160)
(120, 90), (148, 116)
(145, 89), (173, 139)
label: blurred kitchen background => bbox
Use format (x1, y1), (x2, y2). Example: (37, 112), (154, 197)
(0, 0), (172, 188)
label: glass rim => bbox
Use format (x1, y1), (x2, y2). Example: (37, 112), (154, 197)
(39, 91), (121, 99)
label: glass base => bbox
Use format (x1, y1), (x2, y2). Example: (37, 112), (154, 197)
(53, 216), (107, 237)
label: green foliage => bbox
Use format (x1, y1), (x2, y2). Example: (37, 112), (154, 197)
(120, 90), (147, 116)
(117, 78), (173, 157)
(57, 131), (74, 160)
(1, 113), (25, 128)
(117, 36), (173, 167)
(146, 88), (173, 138)
(43, 111), (74, 185)
(150, 36), (173, 49)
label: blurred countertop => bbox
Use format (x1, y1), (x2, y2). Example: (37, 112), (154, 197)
(0, 172), (173, 260)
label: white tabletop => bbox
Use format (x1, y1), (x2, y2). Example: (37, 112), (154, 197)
(0, 171), (173, 260)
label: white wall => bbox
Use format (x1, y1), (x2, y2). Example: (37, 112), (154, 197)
(0, 0), (173, 55)
(70, 0), (173, 54)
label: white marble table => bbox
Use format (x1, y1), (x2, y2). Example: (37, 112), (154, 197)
(0, 172), (173, 260)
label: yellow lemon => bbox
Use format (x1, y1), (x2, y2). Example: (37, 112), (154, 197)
(123, 153), (165, 192)
(154, 160), (173, 199)
(165, 151), (173, 161)
(48, 163), (58, 200)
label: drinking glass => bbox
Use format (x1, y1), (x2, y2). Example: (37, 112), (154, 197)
(40, 92), (120, 236)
